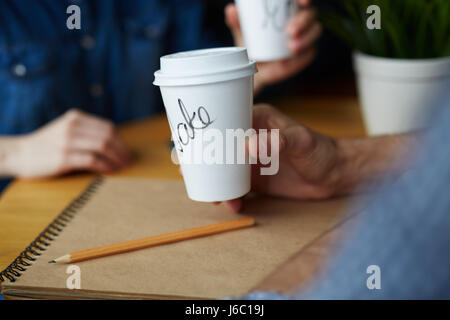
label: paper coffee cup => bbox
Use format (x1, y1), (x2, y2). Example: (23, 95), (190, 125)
(154, 47), (257, 202)
(235, 0), (297, 62)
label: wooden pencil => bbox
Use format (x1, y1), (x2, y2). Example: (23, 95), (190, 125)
(49, 217), (255, 264)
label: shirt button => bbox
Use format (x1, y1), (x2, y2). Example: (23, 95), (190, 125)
(81, 35), (95, 50)
(12, 64), (27, 77)
(90, 83), (104, 97)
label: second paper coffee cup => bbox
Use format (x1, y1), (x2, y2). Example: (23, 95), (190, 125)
(154, 47), (257, 202)
(236, 0), (297, 62)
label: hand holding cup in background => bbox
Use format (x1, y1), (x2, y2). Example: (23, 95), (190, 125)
(227, 0), (322, 94)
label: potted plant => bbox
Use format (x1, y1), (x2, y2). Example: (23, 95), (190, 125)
(319, 0), (450, 135)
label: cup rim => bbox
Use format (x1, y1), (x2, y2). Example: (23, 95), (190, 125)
(154, 47), (257, 87)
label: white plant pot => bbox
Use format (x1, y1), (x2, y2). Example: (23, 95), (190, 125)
(353, 52), (450, 136)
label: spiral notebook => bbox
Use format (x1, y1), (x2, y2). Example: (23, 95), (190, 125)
(0, 177), (354, 299)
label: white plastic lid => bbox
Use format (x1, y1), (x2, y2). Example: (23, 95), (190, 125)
(153, 47), (257, 86)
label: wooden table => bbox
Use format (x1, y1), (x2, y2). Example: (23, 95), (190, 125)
(0, 80), (366, 295)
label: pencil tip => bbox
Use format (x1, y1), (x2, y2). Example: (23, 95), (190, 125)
(48, 260), (56, 264)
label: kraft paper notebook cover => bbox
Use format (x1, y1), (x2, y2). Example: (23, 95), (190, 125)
(0, 177), (356, 299)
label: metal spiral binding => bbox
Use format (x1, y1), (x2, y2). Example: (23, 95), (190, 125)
(0, 177), (104, 283)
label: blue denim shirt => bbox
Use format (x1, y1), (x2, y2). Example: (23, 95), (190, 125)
(0, 0), (230, 135)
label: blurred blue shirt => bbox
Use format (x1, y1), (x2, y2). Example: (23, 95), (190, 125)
(0, 0), (229, 135)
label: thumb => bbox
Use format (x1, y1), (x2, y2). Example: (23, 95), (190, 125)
(280, 125), (314, 159)
(298, 0), (313, 7)
(225, 4), (244, 46)
(281, 125), (339, 183)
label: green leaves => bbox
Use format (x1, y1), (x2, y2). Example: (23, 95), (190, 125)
(318, 0), (450, 59)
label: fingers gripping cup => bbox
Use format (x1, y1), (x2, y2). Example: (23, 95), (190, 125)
(154, 48), (257, 202)
(235, 0), (297, 62)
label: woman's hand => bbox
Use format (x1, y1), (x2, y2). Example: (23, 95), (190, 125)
(225, 0), (322, 94)
(1, 109), (132, 178)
